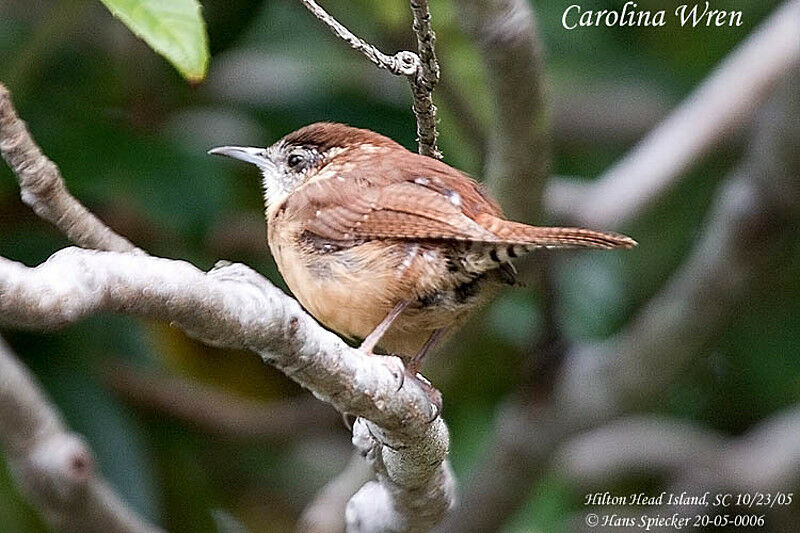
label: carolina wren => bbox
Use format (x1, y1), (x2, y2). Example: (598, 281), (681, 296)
(210, 123), (635, 371)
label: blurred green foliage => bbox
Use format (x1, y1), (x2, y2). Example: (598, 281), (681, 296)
(0, 1), (795, 531)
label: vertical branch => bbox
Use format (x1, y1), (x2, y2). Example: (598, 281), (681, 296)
(297, 0), (441, 158)
(409, 0), (440, 158)
(457, 0), (561, 395)
(457, 0), (549, 221)
(440, 5), (559, 531)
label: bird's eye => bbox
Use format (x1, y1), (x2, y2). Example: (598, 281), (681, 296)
(287, 152), (305, 169)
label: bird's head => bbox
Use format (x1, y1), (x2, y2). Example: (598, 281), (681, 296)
(209, 122), (402, 208)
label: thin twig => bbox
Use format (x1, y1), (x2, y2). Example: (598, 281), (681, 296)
(0, 336), (161, 533)
(297, 0), (418, 76)
(297, 0), (441, 158)
(408, 0), (440, 158)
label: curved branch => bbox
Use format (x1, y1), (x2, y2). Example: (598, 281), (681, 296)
(0, 84), (142, 253)
(0, 249), (454, 530)
(348, 417), (454, 532)
(0, 336), (160, 533)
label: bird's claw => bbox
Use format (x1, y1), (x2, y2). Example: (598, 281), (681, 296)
(404, 368), (442, 422)
(341, 412), (356, 431)
(383, 355), (406, 391)
(382, 354), (441, 420)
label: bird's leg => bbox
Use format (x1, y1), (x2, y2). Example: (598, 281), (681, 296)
(400, 328), (447, 420)
(407, 327), (447, 375)
(359, 300), (409, 355)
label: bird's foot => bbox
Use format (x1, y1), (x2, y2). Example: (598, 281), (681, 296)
(341, 412), (356, 431)
(369, 351), (441, 421)
(357, 345), (374, 356)
(403, 367), (442, 422)
(383, 355), (406, 391)
(355, 346), (407, 394)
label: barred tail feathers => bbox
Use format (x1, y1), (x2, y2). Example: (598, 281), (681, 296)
(463, 215), (636, 269)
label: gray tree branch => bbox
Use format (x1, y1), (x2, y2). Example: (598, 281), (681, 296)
(456, 0), (548, 222)
(0, 335), (161, 533)
(298, 0), (441, 158)
(0, 84), (142, 254)
(0, 82), (454, 530)
(440, 61), (800, 533)
(0, 250), (454, 531)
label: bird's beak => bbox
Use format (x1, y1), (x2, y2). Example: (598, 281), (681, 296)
(208, 146), (270, 168)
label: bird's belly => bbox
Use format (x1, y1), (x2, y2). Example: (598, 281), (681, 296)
(272, 239), (500, 356)
(281, 257), (401, 343)
(272, 240), (412, 341)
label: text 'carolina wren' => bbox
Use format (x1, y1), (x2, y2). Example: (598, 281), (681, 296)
(210, 123), (636, 372)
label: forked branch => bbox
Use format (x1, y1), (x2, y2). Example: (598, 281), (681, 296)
(298, 0), (441, 158)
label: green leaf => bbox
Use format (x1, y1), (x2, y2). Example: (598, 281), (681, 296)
(99, 0), (209, 82)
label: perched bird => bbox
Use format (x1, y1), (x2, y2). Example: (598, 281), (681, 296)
(210, 123), (635, 372)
